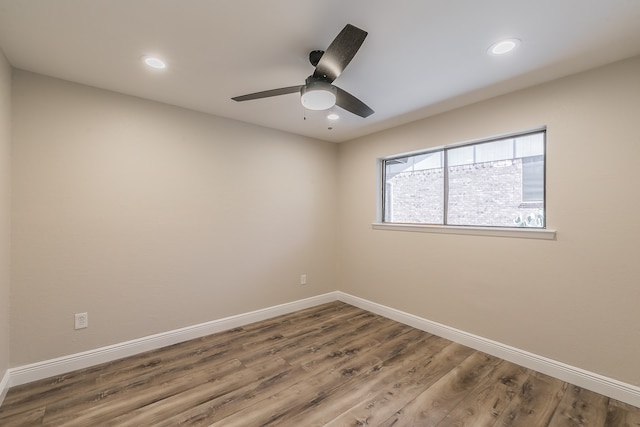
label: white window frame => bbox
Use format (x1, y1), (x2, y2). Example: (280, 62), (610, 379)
(373, 127), (556, 240)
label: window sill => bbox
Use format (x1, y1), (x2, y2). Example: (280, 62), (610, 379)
(371, 223), (556, 240)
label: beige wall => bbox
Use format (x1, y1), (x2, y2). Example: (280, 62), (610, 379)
(10, 71), (338, 365)
(0, 51), (11, 378)
(338, 56), (640, 386)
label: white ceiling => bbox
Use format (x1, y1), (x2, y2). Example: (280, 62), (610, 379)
(1, 1), (639, 143)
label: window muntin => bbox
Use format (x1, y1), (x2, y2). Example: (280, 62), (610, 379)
(382, 130), (545, 228)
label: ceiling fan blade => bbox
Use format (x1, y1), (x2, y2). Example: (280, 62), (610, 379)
(232, 85), (302, 102)
(335, 87), (374, 118)
(313, 24), (367, 83)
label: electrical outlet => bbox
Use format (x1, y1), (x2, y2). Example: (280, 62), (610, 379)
(300, 274), (307, 285)
(75, 312), (88, 330)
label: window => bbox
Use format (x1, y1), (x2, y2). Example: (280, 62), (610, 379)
(382, 129), (545, 228)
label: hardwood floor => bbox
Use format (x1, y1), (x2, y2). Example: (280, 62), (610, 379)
(1, 301), (638, 426)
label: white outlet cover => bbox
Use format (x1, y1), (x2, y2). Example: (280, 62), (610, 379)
(75, 312), (88, 329)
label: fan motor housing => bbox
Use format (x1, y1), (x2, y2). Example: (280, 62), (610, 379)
(309, 50), (324, 66)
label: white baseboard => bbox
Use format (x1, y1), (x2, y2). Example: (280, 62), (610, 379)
(7, 292), (339, 388)
(3, 291), (639, 409)
(335, 292), (640, 408)
(0, 370), (9, 407)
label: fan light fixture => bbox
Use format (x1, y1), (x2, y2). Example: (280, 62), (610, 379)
(300, 80), (337, 110)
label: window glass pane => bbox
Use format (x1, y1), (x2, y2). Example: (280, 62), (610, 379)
(522, 156), (544, 202)
(447, 156), (523, 227)
(384, 152), (444, 224)
(446, 132), (545, 227)
(475, 138), (513, 163)
(515, 133), (544, 157)
(412, 152), (442, 171)
(448, 145), (473, 166)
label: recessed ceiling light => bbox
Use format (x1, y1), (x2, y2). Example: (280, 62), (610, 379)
(488, 39), (521, 55)
(143, 56), (166, 69)
(327, 113), (340, 120)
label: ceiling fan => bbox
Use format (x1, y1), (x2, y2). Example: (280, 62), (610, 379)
(232, 24), (374, 118)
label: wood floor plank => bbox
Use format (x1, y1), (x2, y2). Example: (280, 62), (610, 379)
(104, 357), (293, 426)
(376, 351), (502, 426)
(321, 340), (473, 427)
(40, 358), (251, 425)
(493, 371), (568, 426)
(239, 310), (390, 368)
(546, 385), (609, 427)
(435, 359), (532, 427)
(153, 312), (410, 426)
(256, 330), (443, 426)
(204, 326), (426, 427)
(0, 406), (45, 427)
(290, 337), (465, 427)
(605, 401), (640, 427)
(1, 302), (639, 426)
(151, 362), (312, 427)
(609, 399), (640, 413)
